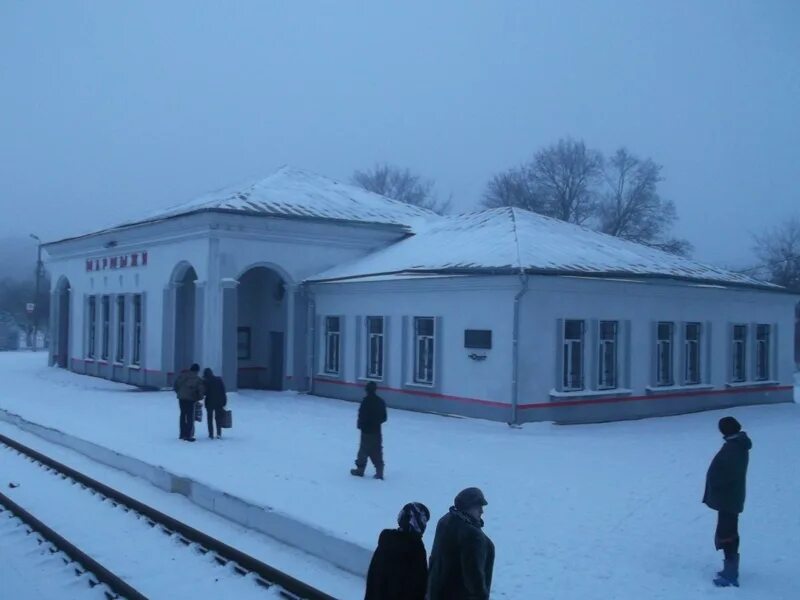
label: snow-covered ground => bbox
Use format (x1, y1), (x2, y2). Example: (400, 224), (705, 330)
(1, 352), (799, 599)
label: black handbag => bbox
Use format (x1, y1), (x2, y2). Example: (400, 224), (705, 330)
(194, 402), (203, 422)
(221, 409), (233, 429)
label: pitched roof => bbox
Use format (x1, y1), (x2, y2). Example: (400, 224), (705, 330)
(131, 166), (436, 229)
(308, 207), (778, 290)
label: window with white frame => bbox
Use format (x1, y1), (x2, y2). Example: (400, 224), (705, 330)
(731, 324), (747, 382)
(656, 321), (674, 386)
(87, 296), (97, 358)
(365, 316), (384, 380)
(413, 317), (435, 385)
(132, 295), (142, 366)
(115, 296), (125, 363)
(684, 322), (702, 385)
(755, 324), (771, 381)
(562, 319), (584, 391)
(101, 295), (110, 361)
(324, 316), (341, 375)
(598, 320), (618, 390)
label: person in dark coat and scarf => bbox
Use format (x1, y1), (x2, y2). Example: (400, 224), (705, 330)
(703, 416), (752, 588)
(428, 487), (495, 600)
(365, 502), (430, 600)
(350, 381), (387, 479)
(202, 368), (227, 439)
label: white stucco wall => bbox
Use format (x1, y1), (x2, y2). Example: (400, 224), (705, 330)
(310, 276), (519, 410)
(517, 276), (797, 408)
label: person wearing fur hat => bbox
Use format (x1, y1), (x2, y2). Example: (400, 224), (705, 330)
(350, 381), (387, 479)
(428, 487), (495, 600)
(364, 502), (430, 600)
(703, 416), (752, 588)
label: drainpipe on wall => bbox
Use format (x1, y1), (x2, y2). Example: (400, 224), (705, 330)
(306, 289), (316, 395)
(510, 273), (529, 427)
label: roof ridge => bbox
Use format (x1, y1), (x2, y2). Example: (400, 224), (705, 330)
(508, 207), (525, 275)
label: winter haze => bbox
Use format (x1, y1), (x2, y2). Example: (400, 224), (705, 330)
(1, 1), (798, 268)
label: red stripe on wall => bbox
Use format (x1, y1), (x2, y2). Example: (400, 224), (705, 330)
(313, 377), (793, 411)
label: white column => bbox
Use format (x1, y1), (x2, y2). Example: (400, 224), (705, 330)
(220, 278), (239, 390)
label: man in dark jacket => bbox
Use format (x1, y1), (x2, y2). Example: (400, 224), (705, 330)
(703, 416), (752, 588)
(428, 487), (495, 600)
(350, 381), (387, 479)
(365, 502), (430, 600)
(202, 368), (227, 439)
(173, 363), (205, 442)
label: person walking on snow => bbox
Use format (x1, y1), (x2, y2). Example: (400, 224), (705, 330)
(703, 416), (752, 588)
(173, 363), (205, 442)
(427, 487), (494, 600)
(365, 502), (430, 600)
(202, 368), (227, 439)
(350, 381), (387, 479)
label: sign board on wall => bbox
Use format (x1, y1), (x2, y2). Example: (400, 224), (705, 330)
(86, 251), (148, 272)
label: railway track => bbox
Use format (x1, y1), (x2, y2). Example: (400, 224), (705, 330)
(0, 433), (338, 600)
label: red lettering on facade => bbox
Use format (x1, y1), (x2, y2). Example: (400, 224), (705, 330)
(85, 251), (149, 272)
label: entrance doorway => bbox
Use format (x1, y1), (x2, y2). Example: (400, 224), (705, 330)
(55, 277), (71, 368)
(236, 266), (287, 390)
(173, 265), (197, 372)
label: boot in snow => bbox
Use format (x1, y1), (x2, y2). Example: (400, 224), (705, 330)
(350, 468), (364, 477)
(374, 467), (384, 480)
(713, 555), (739, 587)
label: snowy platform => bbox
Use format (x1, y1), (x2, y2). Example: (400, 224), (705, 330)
(1, 352), (799, 599)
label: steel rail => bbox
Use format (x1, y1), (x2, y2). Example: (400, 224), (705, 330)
(0, 433), (338, 600)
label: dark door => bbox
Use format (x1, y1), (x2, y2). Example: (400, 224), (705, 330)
(269, 331), (284, 390)
(58, 291), (70, 368)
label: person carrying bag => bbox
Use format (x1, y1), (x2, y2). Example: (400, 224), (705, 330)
(202, 368), (228, 439)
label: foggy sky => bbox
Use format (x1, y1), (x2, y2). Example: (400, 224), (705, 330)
(1, 1), (798, 268)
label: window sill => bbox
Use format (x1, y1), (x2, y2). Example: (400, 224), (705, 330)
(646, 384), (714, 393)
(316, 372), (343, 380)
(403, 381), (436, 390)
(84, 358), (96, 363)
(725, 380), (779, 389)
(128, 365), (141, 370)
(550, 388), (633, 399)
(357, 376), (384, 383)
(112, 362), (125, 367)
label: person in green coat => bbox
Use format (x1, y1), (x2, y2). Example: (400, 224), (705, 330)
(703, 416), (752, 588)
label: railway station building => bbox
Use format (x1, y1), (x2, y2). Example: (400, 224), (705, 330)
(43, 167), (798, 423)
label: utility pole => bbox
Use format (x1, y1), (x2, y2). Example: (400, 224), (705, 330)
(30, 234), (42, 351)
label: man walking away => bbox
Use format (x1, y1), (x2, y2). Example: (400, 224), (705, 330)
(173, 363), (205, 442)
(202, 368), (227, 439)
(350, 381), (387, 479)
(365, 502), (430, 600)
(428, 487), (495, 600)
(703, 416), (752, 588)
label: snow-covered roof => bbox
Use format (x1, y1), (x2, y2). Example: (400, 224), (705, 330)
(308, 207), (778, 290)
(125, 166), (436, 229)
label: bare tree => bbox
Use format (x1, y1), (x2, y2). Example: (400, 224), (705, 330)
(532, 138), (603, 224)
(481, 138), (602, 224)
(352, 163), (450, 214)
(482, 165), (546, 213)
(598, 148), (692, 255)
(753, 217), (800, 290)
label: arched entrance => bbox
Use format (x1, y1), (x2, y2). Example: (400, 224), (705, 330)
(54, 276), (71, 368)
(173, 263), (198, 372)
(236, 266), (288, 389)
